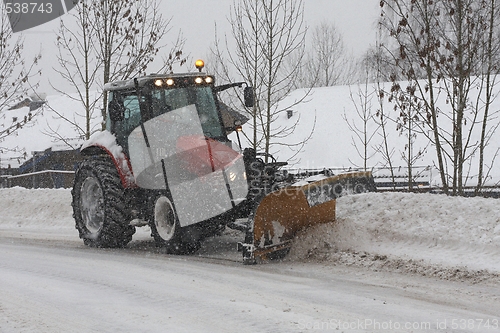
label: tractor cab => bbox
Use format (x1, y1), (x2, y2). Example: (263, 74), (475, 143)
(105, 72), (228, 153)
(100, 62), (252, 230)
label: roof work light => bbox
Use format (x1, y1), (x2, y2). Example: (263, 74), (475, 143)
(195, 59), (205, 72)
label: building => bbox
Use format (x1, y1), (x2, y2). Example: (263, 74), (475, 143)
(5, 145), (83, 189)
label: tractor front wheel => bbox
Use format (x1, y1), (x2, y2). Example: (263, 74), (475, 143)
(149, 192), (200, 254)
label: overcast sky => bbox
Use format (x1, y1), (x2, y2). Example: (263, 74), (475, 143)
(20, 0), (380, 95)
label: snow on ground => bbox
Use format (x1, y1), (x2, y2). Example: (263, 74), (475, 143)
(2, 188), (500, 332)
(1, 187), (499, 281)
(0, 188), (72, 229)
(290, 192), (500, 282)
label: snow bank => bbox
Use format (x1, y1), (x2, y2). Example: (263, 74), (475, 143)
(0, 187), (73, 229)
(289, 192), (500, 277)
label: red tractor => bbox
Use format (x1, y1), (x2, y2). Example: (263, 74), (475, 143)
(71, 60), (375, 263)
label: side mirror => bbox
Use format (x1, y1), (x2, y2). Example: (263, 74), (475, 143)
(224, 120), (243, 133)
(234, 120), (243, 132)
(244, 86), (254, 108)
(108, 99), (124, 122)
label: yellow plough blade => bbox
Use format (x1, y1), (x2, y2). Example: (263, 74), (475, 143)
(243, 171), (374, 263)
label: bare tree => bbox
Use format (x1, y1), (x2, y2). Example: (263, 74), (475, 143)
(361, 44), (397, 84)
(344, 82), (379, 171)
(372, 34), (397, 187)
(373, 83), (397, 188)
(90, 0), (173, 127)
(212, 0), (312, 162)
(211, 5), (265, 151)
(304, 22), (357, 87)
(391, 82), (430, 190)
(0, 6), (41, 149)
(52, 1), (100, 141)
(379, 0), (500, 195)
(52, 0), (186, 138)
(475, 0), (500, 193)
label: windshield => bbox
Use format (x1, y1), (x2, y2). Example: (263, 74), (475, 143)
(107, 86), (226, 152)
(151, 86), (225, 139)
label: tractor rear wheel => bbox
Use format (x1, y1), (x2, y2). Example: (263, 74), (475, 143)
(149, 192), (200, 254)
(72, 156), (135, 247)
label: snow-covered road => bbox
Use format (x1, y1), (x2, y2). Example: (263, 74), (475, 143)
(1, 188), (500, 332)
(1, 237), (499, 333)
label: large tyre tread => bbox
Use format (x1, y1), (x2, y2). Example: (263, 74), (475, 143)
(72, 155), (135, 248)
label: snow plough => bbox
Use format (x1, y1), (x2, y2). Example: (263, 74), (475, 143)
(71, 60), (376, 263)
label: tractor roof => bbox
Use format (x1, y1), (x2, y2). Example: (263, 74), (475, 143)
(104, 72), (208, 92)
